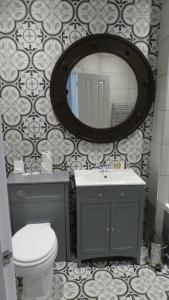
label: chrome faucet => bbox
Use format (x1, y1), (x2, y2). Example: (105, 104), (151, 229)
(96, 164), (111, 173)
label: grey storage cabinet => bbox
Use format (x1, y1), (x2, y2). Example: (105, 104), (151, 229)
(76, 185), (144, 265)
(7, 172), (70, 262)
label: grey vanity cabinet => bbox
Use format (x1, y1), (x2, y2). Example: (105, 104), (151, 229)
(110, 202), (139, 254)
(81, 203), (110, 256)
(7, 172), (70, 262)
(76, 185), (144, 265)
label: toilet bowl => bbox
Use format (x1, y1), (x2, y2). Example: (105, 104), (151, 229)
(12, 223), (58, 300)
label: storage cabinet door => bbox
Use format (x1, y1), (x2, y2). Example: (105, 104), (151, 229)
(81, 203), (110, 256)
(110, 203), (139, 253)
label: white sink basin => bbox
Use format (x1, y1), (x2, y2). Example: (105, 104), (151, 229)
(74, 169), (146, 186)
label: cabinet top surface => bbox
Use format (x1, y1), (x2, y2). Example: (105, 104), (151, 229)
(7, 171), (69, 185)
(74, 169), (146, 187)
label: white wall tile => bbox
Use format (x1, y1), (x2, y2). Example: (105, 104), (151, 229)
(128, 73), (138, 89)
(155, 75), (169, 111)
(155, 204), (165, 237)
(128, 89), (138, 104)
(162, 0), (169, 6)
(148, 169), (159, 205)
(150, 141), (162, 175)
(157, 37), (169, 77)
(149, 0), (169, 239)
(110, 88), (128, 104)
(161, 144), (169, 175)
(110, 73), (129, 89)
(159, 0), (169, 40)
(158, 175), (169, 205)
(111, 56), (129, 74)
(151, 109), (164, 143)
(100, 56), (115, 73)
(163, 111), (169, 144)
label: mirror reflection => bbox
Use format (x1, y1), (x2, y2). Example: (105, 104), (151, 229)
(67, 53), (138, 128)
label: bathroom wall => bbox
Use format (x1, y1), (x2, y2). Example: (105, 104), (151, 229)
(0, 0), (161, 183)
(148, 0), (169, 238)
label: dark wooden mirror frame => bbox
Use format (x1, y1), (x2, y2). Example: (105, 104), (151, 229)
(50, 34), (155, 143)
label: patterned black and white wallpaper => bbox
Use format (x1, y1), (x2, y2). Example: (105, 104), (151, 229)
(0, 0), (161, 180)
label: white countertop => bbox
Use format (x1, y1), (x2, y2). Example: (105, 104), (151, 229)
(74, 169), (146, 187)
(7, 171), (69, 184)
(165, 203), (169, 213)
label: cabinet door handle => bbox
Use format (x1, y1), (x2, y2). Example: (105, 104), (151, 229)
(106, 227), (110, 232)
(98, 193), (102, 198)
(111, 227), (114, 232)
(120, 192), (125, 197)
(16, 190), (26, 198)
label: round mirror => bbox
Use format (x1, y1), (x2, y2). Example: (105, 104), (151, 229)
(50, 34), (155, 143)
(67, 53), (138, 128)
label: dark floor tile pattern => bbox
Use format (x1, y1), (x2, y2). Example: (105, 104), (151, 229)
(17, 257), (169, 300)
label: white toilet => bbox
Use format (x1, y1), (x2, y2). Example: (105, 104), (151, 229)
(12, 223), (58, 300)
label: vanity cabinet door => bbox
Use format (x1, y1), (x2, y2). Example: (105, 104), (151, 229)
(110, 203), (139, 254)
(81, 203), (110, 256)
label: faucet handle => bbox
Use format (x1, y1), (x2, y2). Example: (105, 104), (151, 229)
(103, 164), (111, 171)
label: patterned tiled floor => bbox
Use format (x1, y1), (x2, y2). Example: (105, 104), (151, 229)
(16, 257), (169, 300)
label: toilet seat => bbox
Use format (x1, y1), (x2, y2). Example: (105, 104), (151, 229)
(14, 240), (58, 268)
(12, 224), (57, 267)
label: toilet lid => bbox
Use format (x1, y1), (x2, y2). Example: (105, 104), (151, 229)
(12, 224), (57, 264)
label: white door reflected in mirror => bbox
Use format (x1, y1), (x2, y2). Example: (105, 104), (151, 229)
(67, 53), (138, 128)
